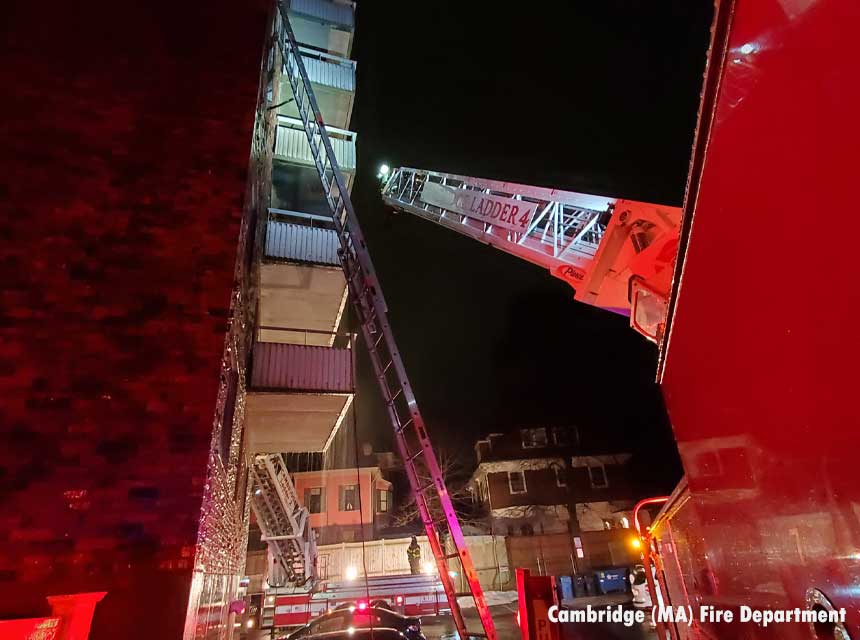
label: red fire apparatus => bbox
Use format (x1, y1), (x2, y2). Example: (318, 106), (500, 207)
(269, 575), (449, 628)
(382, 1), (860, 638)
(640, 0), (860, 638)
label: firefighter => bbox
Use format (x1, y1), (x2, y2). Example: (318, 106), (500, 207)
(407, 536), (421, 575)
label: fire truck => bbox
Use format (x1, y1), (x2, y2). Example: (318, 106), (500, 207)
(382, 1), (860, 639)
(265, 574), (449, 628)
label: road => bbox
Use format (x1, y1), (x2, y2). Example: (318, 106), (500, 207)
(422, 603), (657, 640)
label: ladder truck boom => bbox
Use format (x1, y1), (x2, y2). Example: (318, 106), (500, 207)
(382, 167), (681, 343)
(274, 6), (496, 640)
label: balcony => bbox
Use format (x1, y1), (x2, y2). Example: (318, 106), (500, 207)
(275, 117), (356, 186)
(245, 329), (354, 453)
(259, 210), (348, 345)
(278, 48), (355, 129)
(286, 0), (355, 58)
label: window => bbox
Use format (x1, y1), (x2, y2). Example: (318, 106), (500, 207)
(589, 465), (609, 488)
(554, 467), (567, 487)
(621, 516), (630, 529)
(520, 428), (548, 449)
(339, 484), (358, 511)
(304, 487), (325, 514)
(551, 426), (577, 447)
(376, 488), (390, 513)
(508, 471), (527, 494)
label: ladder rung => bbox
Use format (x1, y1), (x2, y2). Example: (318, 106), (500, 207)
(405, 449), (423, 463)
(443, 551), (460, 560)
(417, 482), (435, 494)
(396, 418), (414, 433)
(465, 633), (488, 638)
(453, 592), (473, 598)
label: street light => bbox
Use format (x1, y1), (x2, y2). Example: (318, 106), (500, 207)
(377, 163), (391, 184)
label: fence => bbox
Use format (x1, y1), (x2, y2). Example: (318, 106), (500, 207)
(316, 535), (511, 592)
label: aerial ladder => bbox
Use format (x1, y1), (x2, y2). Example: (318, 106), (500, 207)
(381, 167), (682, 343)
(251, 453), (316, 587)
(273, 5), (497, 640)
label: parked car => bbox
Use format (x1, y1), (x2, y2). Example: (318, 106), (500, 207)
(285, 629), (409, 640)
(281, 606), (425, 640)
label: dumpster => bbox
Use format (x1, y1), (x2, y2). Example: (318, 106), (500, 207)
(594, 568), (629, 594)
(558, 575), (574, 601)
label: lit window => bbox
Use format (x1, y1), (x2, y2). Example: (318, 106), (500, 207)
(340, 484), (358, 511)
(521, 428), (548, 449)
(554, 467), (567, 488)
(376, 489), (390, 513)
(621, 516), (630, 529)
(508, 471), (527, 494)
(305, 487), (325, 514)
(589, 465), (609, 489)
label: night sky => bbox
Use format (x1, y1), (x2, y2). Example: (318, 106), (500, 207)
(340, 1), (714, 495)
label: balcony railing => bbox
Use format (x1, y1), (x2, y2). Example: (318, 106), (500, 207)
(288, 0), (354, 30)
(275, 116), (356, 172)
(265, 209), (341, 266)
(297, 46), (355, 92)
(251, 328), (354, 393)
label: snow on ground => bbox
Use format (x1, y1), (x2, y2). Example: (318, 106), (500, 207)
(457, 591), (519, 608)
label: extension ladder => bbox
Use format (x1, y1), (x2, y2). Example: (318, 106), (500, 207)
(274, 5), (497, 639)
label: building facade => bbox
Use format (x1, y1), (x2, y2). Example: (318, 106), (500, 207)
(469, 428), (639, 570)
(1, 0), (360, 638)
(293, 467), (392, 545)
(0, 1), (272, 639)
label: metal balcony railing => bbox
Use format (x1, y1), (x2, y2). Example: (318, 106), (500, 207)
(265, 209), (341, 266)
(287, 0), (354, 30)
(275, 116), (356, 171)
(297, 46), (355, 92)
(251, 327), (354, 393)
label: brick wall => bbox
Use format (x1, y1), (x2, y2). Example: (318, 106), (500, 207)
(0, 1), (271, 638)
